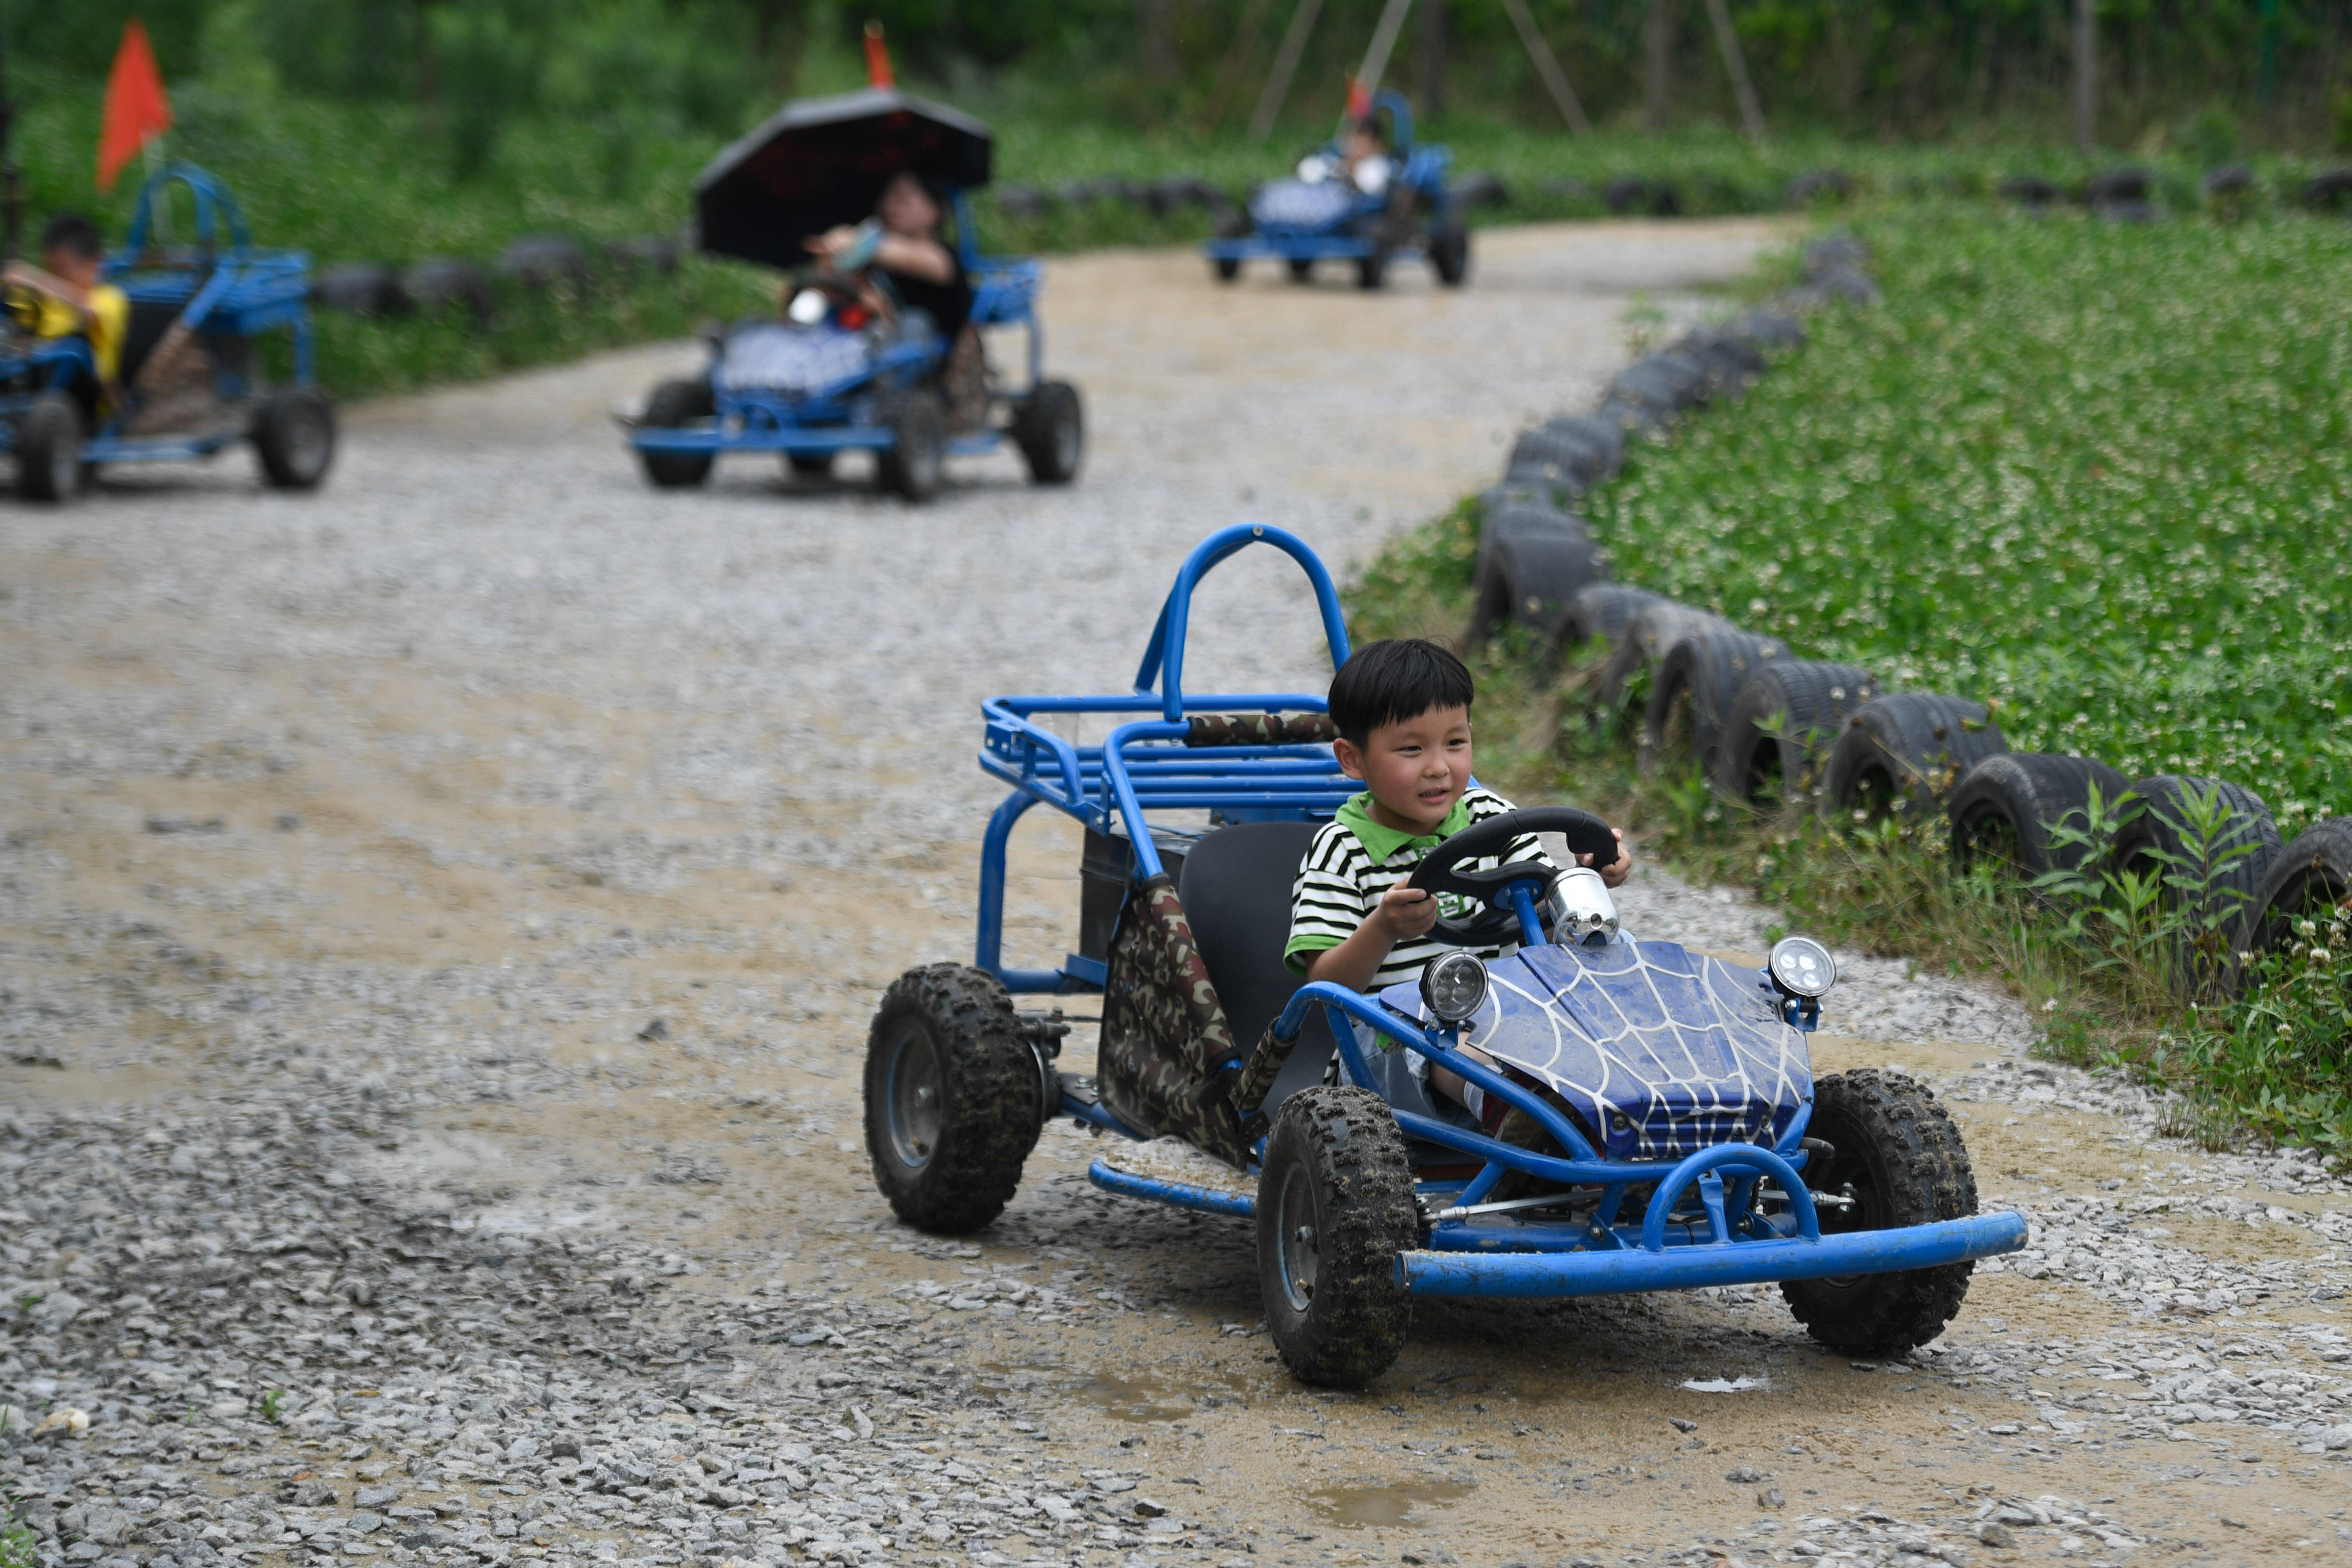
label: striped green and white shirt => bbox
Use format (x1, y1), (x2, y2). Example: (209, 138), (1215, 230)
(1285, 787), (1557, 991)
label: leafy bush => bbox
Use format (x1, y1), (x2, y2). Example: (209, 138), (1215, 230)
(2179, 910), (2352, 1156)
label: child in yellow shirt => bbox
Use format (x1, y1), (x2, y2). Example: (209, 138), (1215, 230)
(5, 213), (132, 413)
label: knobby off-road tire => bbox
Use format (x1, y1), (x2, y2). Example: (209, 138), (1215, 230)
(2247, 816), (2352, 955)
(1430, 225), (1470, 286)
(876, 389), (947, 501)
(637, 379), (716, 489)
(1821, 693), (2007, 822)
(863, 964), (1046, 1234)
(1011, 380), (1084, 485)
(786, 452), (835, 477)
(1286, 257), (1315, 284)
(1257, 1087), (1417, 1387)
(1355, 249), (1387, 290)
(1782, 1069), (1978, 1355)
(17, 392), (82, 502)
(1213, 256), (1243, 282)
(1945, 752), (2133, 881)
(1711, 660), (1881, 809)
(254, 388), (338, 491)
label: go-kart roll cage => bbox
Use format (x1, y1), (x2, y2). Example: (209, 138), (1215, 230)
(981, 524), (2027, 1302)
(629, 189), (1047, 463)
(0, 162), (315, 468)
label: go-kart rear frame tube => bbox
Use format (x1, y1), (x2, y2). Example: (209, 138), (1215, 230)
(1132, 525), (1352, 722)
(1397, 1211), (2029, 1300)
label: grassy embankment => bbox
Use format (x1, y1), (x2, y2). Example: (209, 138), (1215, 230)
(1346, 204), (2352, 1155)
(16, 60), (2348, 401)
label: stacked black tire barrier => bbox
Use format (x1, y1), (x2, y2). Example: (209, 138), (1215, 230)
(1947, 753), (2133, 879)
(309, 234), (684, 330)
(1821, 693), (2008, 821)
(2108, 775), (2284, 953)
(1711, 660), (1882, 808)
(1640, 630), (1793, 776)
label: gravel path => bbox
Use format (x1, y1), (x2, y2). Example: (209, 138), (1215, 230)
(5, 219), (2349, 1568)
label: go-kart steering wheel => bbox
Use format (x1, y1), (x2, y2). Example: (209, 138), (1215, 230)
(1405, 806), (1621, 947)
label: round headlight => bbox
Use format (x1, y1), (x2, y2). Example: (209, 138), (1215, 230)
(787, 288), (830, 325)
(1768, 935), (1836, 999)
(1419, 950), (1490, 1025)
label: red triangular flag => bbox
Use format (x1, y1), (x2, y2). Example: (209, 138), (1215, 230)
(98, 20), (174, 192)
(1345, 75), (1372, 123)
(862, 20), (894, 89)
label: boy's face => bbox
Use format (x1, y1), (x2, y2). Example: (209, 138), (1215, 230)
(1334, 704), (1472, 837)
(43, 245), (100, 291)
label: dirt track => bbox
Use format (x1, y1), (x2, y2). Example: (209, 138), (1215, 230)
(5, 219), (2350, 1568)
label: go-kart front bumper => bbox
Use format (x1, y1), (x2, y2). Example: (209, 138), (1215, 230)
(1202, 234), (1382, 262)
(1085, 1152), (2027, 1304)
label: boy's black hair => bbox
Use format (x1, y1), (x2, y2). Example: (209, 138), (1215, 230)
(40, 212), (104, 261)
(1327, 638), (1473, 745)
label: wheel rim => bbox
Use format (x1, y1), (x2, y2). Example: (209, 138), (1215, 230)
(1273, 1161), (1321, 1313)
(1813, 1152), (1880, 1288)
(885, 1025), (945, 1169)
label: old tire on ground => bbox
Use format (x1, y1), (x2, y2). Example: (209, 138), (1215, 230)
(876, 389), (947, 501)
(1946, 753), (2134, 880)
(786, 452), (835, 477)
(1710, 660), (1882, 808)
(1355, 249), (1387, 290)
(253, 388), (338, 491)
(863, 963), (1046, 1234)
(1640, 630), (1792, 776)
(1781, 1068), (1978, 1355)
(1506, 415), (1624, 497)
(2111, 775), (2283, 960)
(1473, 499), (1580, 580)
(1467, 529), (1608, 651)
(1593, 600), (1737, 721)
(1257, 1086), (1417, 1387)
(16, 392), (82, 502)
(637, 378), (717, 489)
(1430, 225), (1470, 286)
(1821, 693), (2007, 822)
(2247, 817), (2352, 954)
(1011, 379), (1085, 484)
(1555, 583), (1666, 659)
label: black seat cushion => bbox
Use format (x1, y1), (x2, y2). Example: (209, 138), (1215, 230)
(117, 299), (182, 386)
(1177, 820), (1337, 1114)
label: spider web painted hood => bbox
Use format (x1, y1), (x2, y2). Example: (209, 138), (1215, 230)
(1377, 939), (1813, 1161)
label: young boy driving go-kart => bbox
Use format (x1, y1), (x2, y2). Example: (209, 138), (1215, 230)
(1288, 638), (1629, 1128)
(4, 214), (132, 419)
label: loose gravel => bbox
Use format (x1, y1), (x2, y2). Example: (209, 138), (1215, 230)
(7, 223), (2349, 1568)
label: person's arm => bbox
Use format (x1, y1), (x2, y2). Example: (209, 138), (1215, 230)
(2, 262), (95, 319)
(801, 227), (956, 284)
(1302, 883), (1437, 993)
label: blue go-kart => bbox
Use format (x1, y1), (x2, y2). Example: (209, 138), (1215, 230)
(626, 87), (1082, 502)
(862, 524), (2024, 1385)
(1203, 90), (1468, 291)
(1, 162), (334, 503)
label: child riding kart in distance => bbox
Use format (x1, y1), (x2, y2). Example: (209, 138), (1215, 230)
(1287, 639), (1631, 1130)
(4, 214), (132, 420)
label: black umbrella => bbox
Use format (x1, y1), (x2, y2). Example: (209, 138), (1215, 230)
(693, 87), (993, 270)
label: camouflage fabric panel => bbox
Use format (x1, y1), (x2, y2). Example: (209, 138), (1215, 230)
(1184, 712), (1341, 748)
(1230, 1017), (1298, 1115)
(1097, 875), (1255, 1168)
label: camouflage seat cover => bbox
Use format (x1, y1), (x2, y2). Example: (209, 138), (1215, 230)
(1184, 712), (1339, 748)
(1097, 876), (1254, 1168)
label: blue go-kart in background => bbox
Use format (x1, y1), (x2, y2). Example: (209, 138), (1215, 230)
(2, 162), (335, 503)
(626, 87), (1082, 502)
(861, 524), (2024, 1385)
(1204, 91), (1469, 291)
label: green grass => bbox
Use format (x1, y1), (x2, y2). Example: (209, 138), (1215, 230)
(1343, 201), (2352, 1158)
(1586, 205), (2352, 837)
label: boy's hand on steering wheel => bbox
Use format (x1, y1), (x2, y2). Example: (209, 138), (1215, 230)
(1371, 882), (1438, 942)
(1577, 828), (1633, 888)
